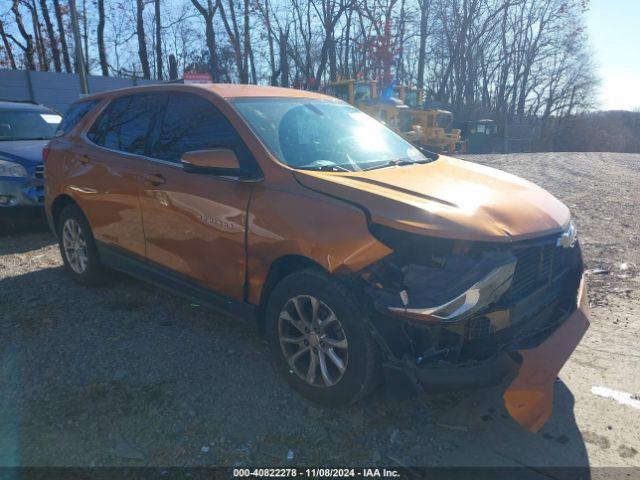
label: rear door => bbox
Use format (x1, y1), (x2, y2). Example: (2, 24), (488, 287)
(139, 92), (256, 301)
(73, 93), (165, 257)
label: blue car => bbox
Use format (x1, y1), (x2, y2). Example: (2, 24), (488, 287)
(0, 101), (61, 214)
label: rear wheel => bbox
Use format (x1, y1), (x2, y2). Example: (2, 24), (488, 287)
(57, 204), (110, 285)
(265, 269), (380, 406)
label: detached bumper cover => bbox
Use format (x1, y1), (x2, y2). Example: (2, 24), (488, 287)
(503, 275), (589, 432)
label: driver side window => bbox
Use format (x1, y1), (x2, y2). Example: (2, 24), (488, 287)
(150, 93), (238, 163)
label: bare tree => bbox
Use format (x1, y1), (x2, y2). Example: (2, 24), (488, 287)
(154, 0), (162, 79)
(97, 0), (109, 75)
(0, 20), (18, 69)
(52, 0), (72, 72)
(310, 0), (351, 89)
(190, 0), (219, 81)
(39, 0), (62, 71)
(81, 0), (88, 69)
(416, 0), (431, 92)
(10, 0), (36, 70)
(23, 0), (49, 70)
(216, 0), (248, 83)
(136, 0), (151, 78)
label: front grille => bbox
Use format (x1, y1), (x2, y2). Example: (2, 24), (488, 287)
(504, 242), (570, 302)
(34, 165), (45, 180)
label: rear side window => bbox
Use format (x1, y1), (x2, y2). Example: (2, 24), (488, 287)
(87, 94), (161, 155)
(150, 93), (238, 163)
(56, 99), (98, 136)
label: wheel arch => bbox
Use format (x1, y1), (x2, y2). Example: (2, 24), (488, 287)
(51, 194), (80, 232)
(256, 254), (327, 332)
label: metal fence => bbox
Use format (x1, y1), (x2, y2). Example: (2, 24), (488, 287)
(0, 68), (156, 114)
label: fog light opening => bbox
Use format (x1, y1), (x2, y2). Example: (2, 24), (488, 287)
(468, 316), (492, 340)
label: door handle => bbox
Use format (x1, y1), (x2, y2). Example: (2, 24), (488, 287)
(144, 173), (166, 186)
(78, 154), (91, 164)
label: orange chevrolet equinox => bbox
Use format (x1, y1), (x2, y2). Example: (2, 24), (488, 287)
(44, 84), (589, 431)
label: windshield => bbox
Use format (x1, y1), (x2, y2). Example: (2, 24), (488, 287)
(233, 98), (431, 172)
(0, 110), (61, 141)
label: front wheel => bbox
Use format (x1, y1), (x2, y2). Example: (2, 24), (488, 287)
(265, 269), (380, 406)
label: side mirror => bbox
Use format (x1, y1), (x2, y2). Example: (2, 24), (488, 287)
(181, 149), (242, 176)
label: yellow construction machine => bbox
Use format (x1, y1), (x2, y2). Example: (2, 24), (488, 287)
(394, 85), (422, 109)
(402, 108), (462, 153)
(327, 79), (462, 152)
(326, 79), (406, 131)
(393, 85), (462, 153)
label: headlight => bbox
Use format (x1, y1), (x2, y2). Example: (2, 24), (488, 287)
(557, 219), (577, 248)
(0, 159), (28, 177)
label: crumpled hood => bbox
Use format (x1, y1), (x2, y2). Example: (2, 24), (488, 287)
(0, 140), (48, 166)
(293, 156), (570, 243)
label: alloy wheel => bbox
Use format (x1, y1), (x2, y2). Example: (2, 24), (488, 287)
(62, 218), (88, 274)
(278, 295), (349, 387)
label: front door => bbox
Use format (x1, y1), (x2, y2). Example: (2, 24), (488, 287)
(139, 92), (256, 301)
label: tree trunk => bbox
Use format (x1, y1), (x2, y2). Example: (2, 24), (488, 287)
(343, 10), (351, 78)
(262, 0), (277, 85)
(191, 0), (219, 81)
(279, 30), (289, 87)
(40, 0), (62, 72)
(26, 0), (49, 70)
(416, 0), (429, 93)
(52, 0), (72, 72)
(155, 0), (163, 80)
(0, 21), (17, 69)
(328, 34), (337, 82)
(11, 0), (36, 70)
(217, 0), (246, 83)
(205, 18), (218, 81)
(97, 0), (109, 75)
(82, 0), (89, 70)
(168, 53), (178, 79)
(136, 0), (151, 79)
(68, 0), (88, 92)
(243, 0), (252, 83)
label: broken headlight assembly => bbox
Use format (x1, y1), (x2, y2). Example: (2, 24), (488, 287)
(358, 223), (583, 386)
(362, 223), (516, 323)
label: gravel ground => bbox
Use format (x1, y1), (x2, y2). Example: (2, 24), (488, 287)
(0, 152), (639, 474)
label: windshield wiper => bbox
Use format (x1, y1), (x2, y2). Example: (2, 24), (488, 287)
(363, 159), (415, 171)
(299, 164), (350, 172)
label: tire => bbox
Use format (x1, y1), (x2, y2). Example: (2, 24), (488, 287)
(57, 204), (110, 286)
(265, 268), (380, 406)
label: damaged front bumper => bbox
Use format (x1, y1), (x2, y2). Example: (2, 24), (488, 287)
(503, 275), (589, 431)
(359, 229), (589, 432)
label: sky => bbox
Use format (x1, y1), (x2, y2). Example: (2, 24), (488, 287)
(587, 0), (640, 111)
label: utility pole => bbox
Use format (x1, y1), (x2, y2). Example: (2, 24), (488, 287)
(69, 0), (89, 94)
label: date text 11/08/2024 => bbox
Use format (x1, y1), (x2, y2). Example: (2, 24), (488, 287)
(233, 468), (401, 477)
